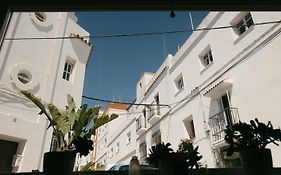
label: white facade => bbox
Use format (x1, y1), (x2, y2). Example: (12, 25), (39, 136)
(94, 11), (281, 168)
(93, 104), (135, 166)
(0, 12), (92, 172)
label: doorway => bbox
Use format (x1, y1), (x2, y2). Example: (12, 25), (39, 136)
(0, 139), (18, 173)
(220, 92), (232, 126)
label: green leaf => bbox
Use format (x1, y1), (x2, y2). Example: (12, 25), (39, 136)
(22, 91), (119, 155)
(66, 94), (76, 112)
(66, 94), (77, 127)
(73, 120), (84, 138)
(93, 113), (118, 131)
(48, 104), (70, 134)
(21, 91), (52, 122)
(77, 104), (88, 121)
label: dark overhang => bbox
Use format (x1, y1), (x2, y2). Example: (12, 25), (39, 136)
(2, 0), (281, 11)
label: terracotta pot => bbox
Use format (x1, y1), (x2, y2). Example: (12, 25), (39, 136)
(43, 151), (76, 175)
(240, 148), (273, 175)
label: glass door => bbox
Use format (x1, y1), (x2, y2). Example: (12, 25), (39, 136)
(220, 91), (232, 126)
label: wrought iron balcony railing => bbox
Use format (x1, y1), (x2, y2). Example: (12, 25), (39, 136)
(209, 107), (239, 143)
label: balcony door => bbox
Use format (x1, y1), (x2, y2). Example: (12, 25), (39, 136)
(220, 92), (232, 126)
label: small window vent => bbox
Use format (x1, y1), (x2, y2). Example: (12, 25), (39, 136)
(35, 12), (46, 22)
(17, 72), (31, 84)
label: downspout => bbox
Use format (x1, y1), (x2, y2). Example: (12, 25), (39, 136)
(0, 8), (11, 52)
(37, 12), (69, 170)
(93, 130), (99, 169)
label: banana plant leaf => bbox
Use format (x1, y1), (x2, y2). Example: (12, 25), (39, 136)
(21, 90), (119, 155)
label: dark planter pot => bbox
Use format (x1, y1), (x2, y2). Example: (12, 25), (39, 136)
(43, 151), (76, 175)
(188, 168), (207, 175)
(240, 148), (273, 175)
(158, 154), (188, 175)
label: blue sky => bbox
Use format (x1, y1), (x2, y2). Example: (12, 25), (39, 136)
(76, 11), (208, 109)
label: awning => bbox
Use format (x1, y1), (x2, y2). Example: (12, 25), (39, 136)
(203, 78), (233, 97)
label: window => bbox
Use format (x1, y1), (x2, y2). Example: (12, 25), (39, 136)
(136, 116), (142, 131)
(154, 93), (160, 115)
(142, 108), (146, 118)
(199, 45), (213, 71)
(115, 142), (119, 153)
(110, 147), (113, 158)
(202, 50), (213, 66)
(126, 132), (131, 145)
(139, 142), (147, 164)
(147, 105), (155, 119)
(183, 116), (196, 140)
(152, 130), (161, 145)
(62, 60), (74, 81)
(235, 13), (254, 35)
(175, 74), (184, 91)
(104, 138), (107, 148)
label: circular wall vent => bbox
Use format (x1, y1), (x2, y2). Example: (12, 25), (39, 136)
(17, 72), (32, 84)
(10, 64), (39, 91)
(34, 12), (46, 22)
(29, 12), (51, 28)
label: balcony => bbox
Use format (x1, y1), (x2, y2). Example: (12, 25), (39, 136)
(147, 106), (161, 125)
(136, 116), (147, 136)
(209, 107), (239, 145)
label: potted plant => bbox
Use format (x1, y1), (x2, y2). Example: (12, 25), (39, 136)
(146, 141), (202, 175)
(177, 139), (203, 170)
(21, 91), (118, 175)
(224, 118), (281, 175)
(146, 142), (173, 169)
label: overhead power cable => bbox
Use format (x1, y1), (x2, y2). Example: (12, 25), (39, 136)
(110, 105), (170, 116)
(4, 19), (281, 41)
(82, 95), (170, 107)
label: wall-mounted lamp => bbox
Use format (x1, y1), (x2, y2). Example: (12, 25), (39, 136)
(170, 10), (176, 18)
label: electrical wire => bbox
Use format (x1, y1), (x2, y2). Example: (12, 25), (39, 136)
(4, 19), (281, 41)
(82, 95), (170, 107)
(4, 18), (280, 115)
(113, 105), (170, 116)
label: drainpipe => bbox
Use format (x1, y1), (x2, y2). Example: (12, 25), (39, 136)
(0, 7), (11, 52)
(93, 130), (99, 169)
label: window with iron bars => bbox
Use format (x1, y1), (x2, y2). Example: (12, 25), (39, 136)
(62, 61), (74, 81)
(235, 13), (254, 35)
(175, 76), (184, 90)
(152, 130), (161, 146)
(202, 50), (213, 66)
(139, 141), (147, 164)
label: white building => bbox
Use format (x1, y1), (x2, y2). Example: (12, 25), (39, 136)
(94, 11), (281, 168)
(93, 103), (132, 166)
(0, 12), (92, 172)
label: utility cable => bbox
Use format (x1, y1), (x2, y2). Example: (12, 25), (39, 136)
(82, 95), (170, 107)
(111, 105), (169, 116)
(4, 19), (281, 41)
